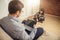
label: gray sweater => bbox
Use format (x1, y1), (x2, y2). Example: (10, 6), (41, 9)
(0, 15), (37, 40)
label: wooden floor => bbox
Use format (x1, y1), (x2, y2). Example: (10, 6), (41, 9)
(36, 14), (60, 40)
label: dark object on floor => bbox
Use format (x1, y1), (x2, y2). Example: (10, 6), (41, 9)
(22, 19), (37, 28)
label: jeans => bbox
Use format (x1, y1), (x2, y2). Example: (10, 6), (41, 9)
(33, 27), (44, 40)
(25, 27), (44, 40)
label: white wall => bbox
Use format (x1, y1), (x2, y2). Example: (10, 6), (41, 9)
(0, 0), (10, 19)
(0, 0), (40, 20)
(19, 0), (40, 20)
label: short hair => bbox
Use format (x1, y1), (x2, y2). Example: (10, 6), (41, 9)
(8, 0), (24, 14)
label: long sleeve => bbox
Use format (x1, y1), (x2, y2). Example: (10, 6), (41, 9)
(0, 16), (37, 40)
(10, 20), (37, 40)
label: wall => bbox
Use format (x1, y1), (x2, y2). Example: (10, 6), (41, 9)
(0, 0), (10, 19)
